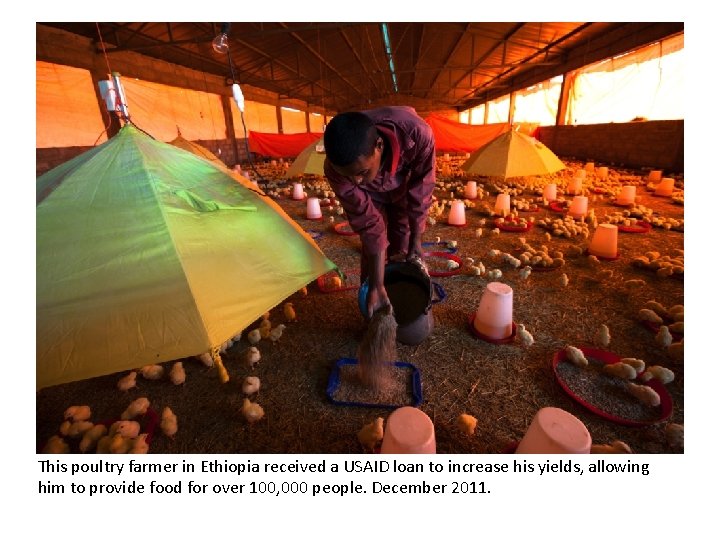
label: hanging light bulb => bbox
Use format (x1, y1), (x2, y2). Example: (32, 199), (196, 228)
(212, 23), (231, 54)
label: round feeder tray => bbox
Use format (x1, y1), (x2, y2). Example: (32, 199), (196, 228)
(584, 248), (621, 261)
(494, 218), (533, 233)
(423, 251), (463, 277)
(467, 313), (517, 344)
(446, 220), (468, 227)
(552, 346), (672, 427)
(548, 201), (568, 213)
(612, 200), (635, 208)
(332, 221), (358, 236)
(618, 221), (651, 233)
(421, 241), (459, 254)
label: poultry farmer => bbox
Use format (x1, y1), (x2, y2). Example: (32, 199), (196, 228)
(324, 106), (436, 318)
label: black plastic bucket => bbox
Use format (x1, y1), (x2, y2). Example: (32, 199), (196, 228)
(358, 262), (446, 345)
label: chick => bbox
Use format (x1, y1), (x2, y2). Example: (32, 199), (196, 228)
(110, 420), (141, 439)
(620, 357), (646, 373)
(117, 371), (137, 392)
(66, 420), (95, 438)
(161, 406), (178, 437)
(64, 405), (92, 422)
(42, 435), (70, 454)
(259, 318), (272, 338)
(559, 273), (569, 287)
(329, 276), (343, 290)
(595, 324), (611, 348)
(109, 433), (133, 454)
(169, 361), (186, 385)
(517, 324), (534, 347)
(128, 434), (150, 454)
(627, 382), (661, 407)
(121, 397), (151, 420)
(79, 424), (108, 453)
(665, 423), (684, 449)
(269, 324), (287, 343)
(519, 266), (532, 280)
(241, 398), (265, 423)
(603, 362), (637, 380)
(667, 340), (684, 362)
(95, 435), (113, 454)
(565, 345), (588, 367)
(245, 346), (261, 369)
(591, 440), (633, 454)
(638, 309), (663, 325)
(139, 364), (164, 380)
(640, 365), (675, 384)
(357, 417), (384, 451)
(283, 302), (297, 323)
(242, 376), (261, 395)
(196, 352), (214, 368)
(299, 286), (308, 296)
(247, 328), (262, 345)
(645, 301), (669, 319)
(655, 325), (673, 348)
(457, 413), (478, 436)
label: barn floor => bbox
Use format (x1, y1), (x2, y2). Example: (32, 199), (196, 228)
(36, 160), (684, 454)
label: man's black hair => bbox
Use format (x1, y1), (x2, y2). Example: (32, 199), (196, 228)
(324, 112), (379, 167)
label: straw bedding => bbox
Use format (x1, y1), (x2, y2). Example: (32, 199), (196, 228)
(36, 159), (685, 454)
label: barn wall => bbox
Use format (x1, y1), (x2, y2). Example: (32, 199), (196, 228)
(536, 121), (684, 173)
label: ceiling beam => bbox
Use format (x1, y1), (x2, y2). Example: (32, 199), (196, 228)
(424, 23), (471, 99)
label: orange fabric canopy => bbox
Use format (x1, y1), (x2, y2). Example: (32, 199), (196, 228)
(424, 114), (510, 152)
(248, 131), (324, 158)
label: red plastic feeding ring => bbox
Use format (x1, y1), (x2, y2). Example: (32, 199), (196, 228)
(319, 199), (333, 207)
(515, 206), (541, 213)
(494, 218), (533, 233)
(584, 248), (621, 261)
(612, 200), (635, 207)
(548, 201), (568, 213)
(552, 346), (672, 427)
(467, 313), (517, 344)
(423, 251), (463, 277)
(446, 220), (468, 227)
(618, 221), (651, 233)
(305, 216), (324, 221)
(591, 188), (607, 194)
(332, 221), (358, 236)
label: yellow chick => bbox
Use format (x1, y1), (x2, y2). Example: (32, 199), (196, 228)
(603, 362), (637, 380)
(129, 434), (150, 454)
(64, 405), (92, 422)
(665, 423), (684, 449)
(242, 376), (261, 395)
(667, 340), (684, 362)
(655, 325), (673, 348)
(245, 346), (261, 369)
(640, 365), (675, 384)
(620, 357), (646, 373)
(196, 352), (214, 368)
(560, 273), (569, 287)
(259, 318), (272, 338)
(591, 440), (632, 454)
(357, 417), (384, 451)
(241, 398), (265, 423)
(247, 328), (262, 345)
(169, 361), (186, 385)
(66, 420), (95, 438)
(161, 406), (178, 437)
(299, 286), (308, 297)
(627, 382), (661, 407)
(79, 424), (108, 453)
(95, 435), (113, 454)
(110, 420), (141, 439)
(117, 371), (137, 392)
(139, 364), (164, 380)
(269, 324), (287, 344)
(517, 324), (534, 347)
(565, 345), (588, 367)
(109, 433), (133, 454)
(121, 397), (150, 420)
(59, 420), (71, 437)
(42, 435), (69, 454)
(638, 309), (663, 325)
(595, 324), (611, 348)
(329, 276), (343, 290)
(457, 413), (478, 436)
(283, 302), (297, 323)
(645, 301), (669, 319)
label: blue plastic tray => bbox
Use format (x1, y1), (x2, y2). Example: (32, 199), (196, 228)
(326, 357), (423, 408)
(421, 240), (458, 254)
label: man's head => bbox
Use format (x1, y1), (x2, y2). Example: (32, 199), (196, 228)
(325, 111), (383, 184)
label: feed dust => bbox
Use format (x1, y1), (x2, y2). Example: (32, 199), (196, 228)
(357, 305), (397, 391)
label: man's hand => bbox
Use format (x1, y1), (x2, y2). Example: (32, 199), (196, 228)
(367, 284), (392, 319)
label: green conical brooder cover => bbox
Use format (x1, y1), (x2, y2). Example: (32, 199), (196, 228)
(37, 125), (335, 389)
